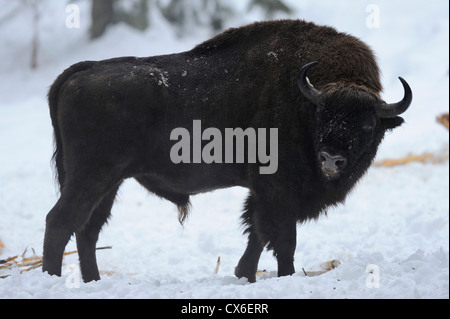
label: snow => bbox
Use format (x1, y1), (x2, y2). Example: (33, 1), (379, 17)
(0, 0), (448, 300)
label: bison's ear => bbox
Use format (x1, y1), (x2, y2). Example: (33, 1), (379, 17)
(300, 101), (318, 116)
(380, 116), (404, 131)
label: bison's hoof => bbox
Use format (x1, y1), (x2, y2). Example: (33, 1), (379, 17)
(234, 266), (256, 283)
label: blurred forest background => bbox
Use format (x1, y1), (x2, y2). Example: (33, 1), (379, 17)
(1, 0), (294, 70)
(88, 0), (292, 38)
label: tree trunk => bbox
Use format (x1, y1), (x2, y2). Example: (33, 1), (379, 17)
(30, 0), (40, 69)
(248, 0), (292, 19)
(115, 0), (149, 31)
(90, 0), (115, 40)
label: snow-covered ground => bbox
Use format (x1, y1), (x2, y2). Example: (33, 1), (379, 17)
(0, 0), (448, 299)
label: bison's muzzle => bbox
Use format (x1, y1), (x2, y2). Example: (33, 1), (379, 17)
(318, 149), (348, 179)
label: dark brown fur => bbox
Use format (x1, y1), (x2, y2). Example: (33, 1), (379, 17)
(42, 20), (406, 283)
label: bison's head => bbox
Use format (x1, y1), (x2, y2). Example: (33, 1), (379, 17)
(298, 62), (412, 181)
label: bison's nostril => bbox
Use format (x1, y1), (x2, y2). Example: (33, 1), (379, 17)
(335, 158), (347, 169)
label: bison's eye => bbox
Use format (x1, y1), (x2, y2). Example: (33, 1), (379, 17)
(362, 124), (374, 132)
(362, 118), (376, 132)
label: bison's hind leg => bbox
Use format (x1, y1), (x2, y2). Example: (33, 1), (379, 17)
(43, 169), (124, 280)
(75, 184), (121, 282)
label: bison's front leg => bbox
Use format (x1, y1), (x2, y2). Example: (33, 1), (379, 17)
(254, 197), (297, 278)
(235, 193), (267, 282)
(236, 194), (297, 281)
(269, 218), (297, 277)
(235, 232), (265, 283)
(236, 214), (297, 281)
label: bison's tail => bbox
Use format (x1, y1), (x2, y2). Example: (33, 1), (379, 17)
(47, 61), (95, 191)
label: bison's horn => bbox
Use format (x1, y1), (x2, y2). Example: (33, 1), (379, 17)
(376, 77), (412, 118)
(298, 61), (322, 105)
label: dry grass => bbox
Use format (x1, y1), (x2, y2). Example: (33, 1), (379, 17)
(0, 246), (112, 279)
(437, 113), (449, 130)
(374, 113), (449, 167)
